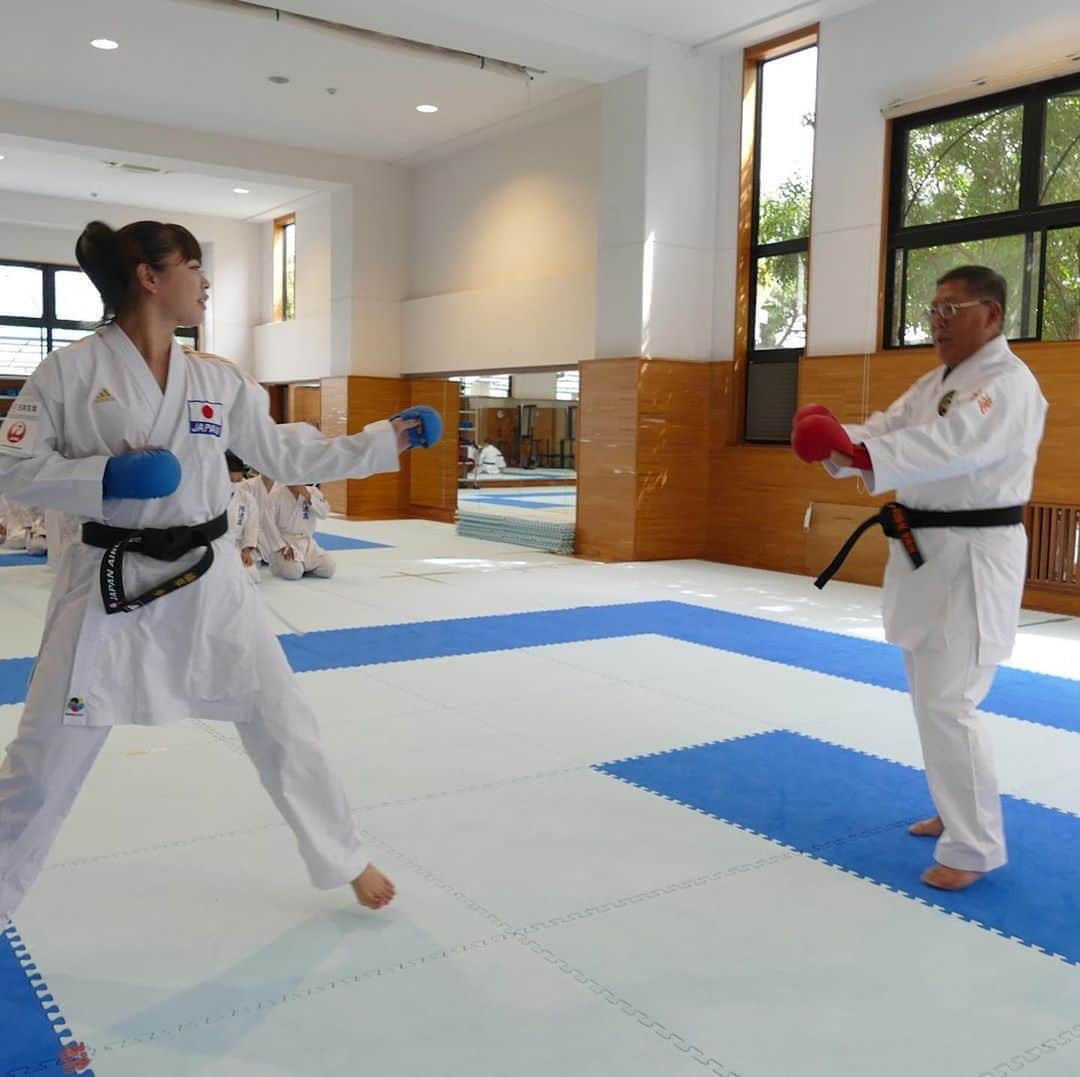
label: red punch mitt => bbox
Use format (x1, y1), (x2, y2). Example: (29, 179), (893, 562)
(792, 414), (872, 469)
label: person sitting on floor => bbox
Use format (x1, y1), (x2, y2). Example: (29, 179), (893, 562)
(475, 438), (507, 475)
(268, 483), (336, 580)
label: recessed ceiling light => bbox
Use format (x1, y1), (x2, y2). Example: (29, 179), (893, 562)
(91, 38), (119, 50)
(233, 187), (250, 195)
(0, 156), (5, 162)
(416, 104), (439, 114)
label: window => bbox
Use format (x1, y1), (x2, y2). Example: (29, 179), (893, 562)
(273, 213), (296, 322)
(0, 260), (198, 376)
(886, 74), (1080, 347)
(451, 374), (511, 398)
(741, 33), (819, 442)
(555, 368), (580, 401)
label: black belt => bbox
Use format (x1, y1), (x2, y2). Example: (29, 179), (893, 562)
(82, 512), (229, 614)
(814, 502), (1025, 590)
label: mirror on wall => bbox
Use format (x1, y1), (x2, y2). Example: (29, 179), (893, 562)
(452, 369), (579, 490)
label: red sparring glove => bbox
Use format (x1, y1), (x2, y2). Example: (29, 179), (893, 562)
(792, 414), (872, 469)
(791, 403), (833, 432)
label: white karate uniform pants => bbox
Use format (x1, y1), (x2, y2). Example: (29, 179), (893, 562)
(0, 608), (366, 923)
(269, 548), (336, 581)
(901, 565), (1005, 873)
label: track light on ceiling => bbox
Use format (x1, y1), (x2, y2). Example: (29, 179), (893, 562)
(171, 0), (545, 80)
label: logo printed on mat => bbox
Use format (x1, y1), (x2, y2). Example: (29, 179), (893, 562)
(59, 1041), (92, 1074)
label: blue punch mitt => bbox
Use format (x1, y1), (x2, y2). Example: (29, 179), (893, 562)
(391, 405), (443, 449)
(103, 448), (182, 500)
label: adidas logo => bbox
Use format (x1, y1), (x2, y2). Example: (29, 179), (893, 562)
(94, 388), (115, 404)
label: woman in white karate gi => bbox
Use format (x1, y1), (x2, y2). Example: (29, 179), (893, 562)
(0, 219), (429, 925)
(268, 483), (335, 580)
(793, 265), (1047, 891)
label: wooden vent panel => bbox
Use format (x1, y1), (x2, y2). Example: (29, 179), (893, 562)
(1026, 503), (1080, 590)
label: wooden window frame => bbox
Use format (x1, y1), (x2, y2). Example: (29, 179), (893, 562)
(732, 25), (819, 445)
(272, 213), (296, 322)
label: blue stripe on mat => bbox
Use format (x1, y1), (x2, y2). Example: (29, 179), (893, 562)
(312, 532), (390, 551)
(0, 602), (1076, 734)
(467, 497), (570, 509)
(597, 730), (1080, 963)
(0, 553), (48, 567)
(462, 490), (576, 500)
(0, 924), (93, 1077)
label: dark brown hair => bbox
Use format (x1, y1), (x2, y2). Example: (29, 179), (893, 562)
(75, 220), (202, 321)
(936, 265), (1007, 321)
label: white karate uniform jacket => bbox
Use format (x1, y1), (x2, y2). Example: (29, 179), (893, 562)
(826, 334), (1047, 665)
(271, 485), (331, 567)
(0, 324), (398, 727)
(227, 482), (260, 552)
(241, 475), (285, 562)
(477, 444), (506, 474)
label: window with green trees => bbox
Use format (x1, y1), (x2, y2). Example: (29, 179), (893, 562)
(745, 42), (818, 442)
(886, 75), (1080, 347)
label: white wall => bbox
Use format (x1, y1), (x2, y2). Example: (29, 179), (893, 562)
(806, 0), (1080, 356)
(0, 191), (260, 370)
(403, 92), (601, 375)
(254, 190), (337, 381)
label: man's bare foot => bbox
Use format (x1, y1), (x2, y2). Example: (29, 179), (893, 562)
(921, 864), (983, 891)
(908, 815), (944, 837)
(351, 864), (396, 910)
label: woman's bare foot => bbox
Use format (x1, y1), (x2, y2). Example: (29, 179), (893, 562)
(351, 864), (396, 910)
(921, 864), (983, 891)
(908, 815), (944, 837)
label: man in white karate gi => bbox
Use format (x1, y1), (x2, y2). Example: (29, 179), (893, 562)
(792, 265), (1047, 890)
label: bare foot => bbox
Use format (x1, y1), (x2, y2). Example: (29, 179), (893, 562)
(351, 864), (396, 910)
(921, 864), (983, 891)
(908, 815), (944, 837)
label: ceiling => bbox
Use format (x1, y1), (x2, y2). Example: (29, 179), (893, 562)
(0, 0), (884, 216)
(0, 143), (315, 219)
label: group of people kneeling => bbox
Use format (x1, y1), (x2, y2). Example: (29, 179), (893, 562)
(225, 450), (337, 583)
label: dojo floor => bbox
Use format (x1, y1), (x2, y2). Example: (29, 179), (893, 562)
(3, 518), (1080, 1077)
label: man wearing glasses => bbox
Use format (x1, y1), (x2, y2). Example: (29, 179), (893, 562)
(792, 266), (1047, 891)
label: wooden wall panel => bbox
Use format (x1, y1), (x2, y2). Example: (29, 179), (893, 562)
(635, 360), (711, 560)
(797, 355), (868, 423)
(804, 502), (888, 586)
(1016, 342), (1080, 504)
(408, 378), (459, 522)
(288, 385), (322, 429)
(344, 376), (409, 520)
(320, 378), (348, 515)
(576, 359), (639, 561)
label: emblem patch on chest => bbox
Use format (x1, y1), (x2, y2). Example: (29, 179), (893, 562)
(94, 388), (116, 404)
(937, 390), (956, 416)
(189, 400), (223, 437)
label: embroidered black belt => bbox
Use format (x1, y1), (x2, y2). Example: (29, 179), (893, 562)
(814, 502), (1025, 590)
(81, 512), (229, 614)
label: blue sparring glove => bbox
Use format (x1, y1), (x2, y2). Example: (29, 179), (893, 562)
(390, 405), (443, 449)
(102, 448), (182, 500)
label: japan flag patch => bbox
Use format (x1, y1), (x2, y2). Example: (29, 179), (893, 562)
(188, 400), (224, 437)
